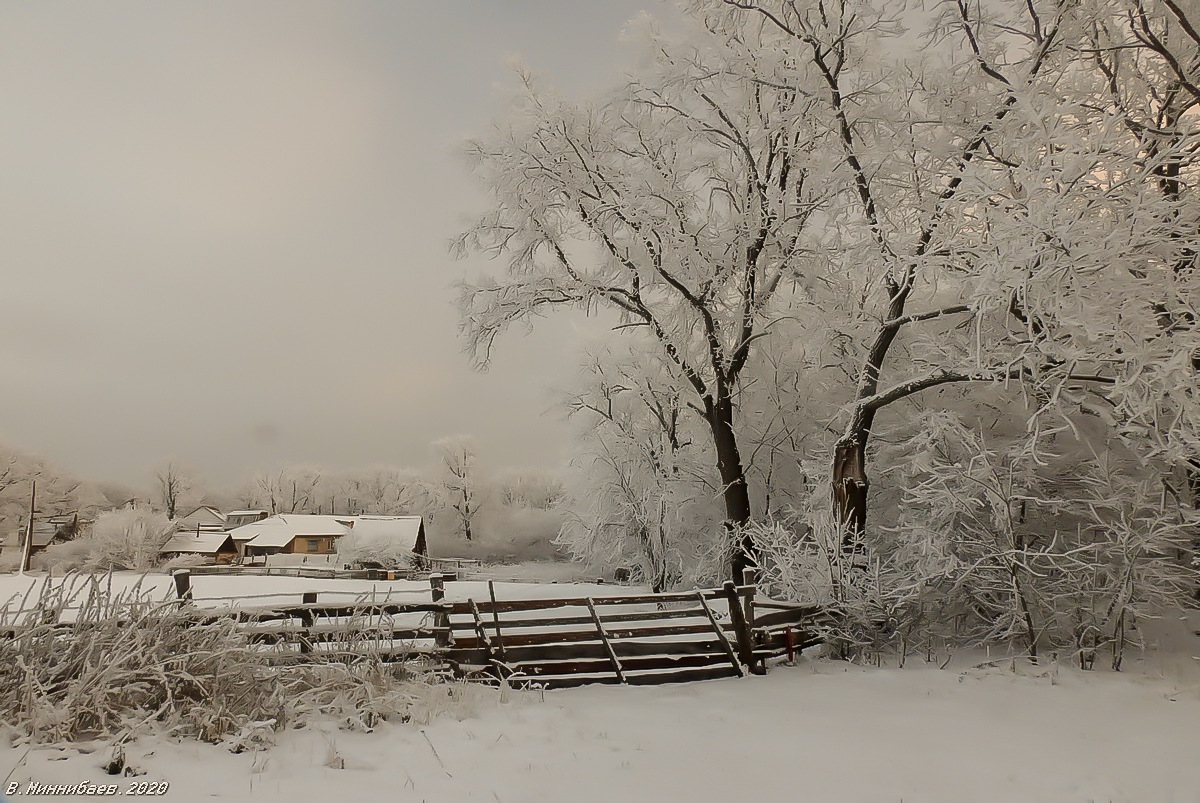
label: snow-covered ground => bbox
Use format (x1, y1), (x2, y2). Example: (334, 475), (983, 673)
(4, 647), (1199, 802)
(3, 571), (1198, 802)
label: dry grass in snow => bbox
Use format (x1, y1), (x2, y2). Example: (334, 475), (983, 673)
(0, 573), (497, 750)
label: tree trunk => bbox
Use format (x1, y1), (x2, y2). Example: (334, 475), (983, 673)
(706, 396), (755, 580)
(832, 434), (869, 561)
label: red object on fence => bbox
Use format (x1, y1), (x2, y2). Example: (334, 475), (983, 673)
(784, 626), (796, 663)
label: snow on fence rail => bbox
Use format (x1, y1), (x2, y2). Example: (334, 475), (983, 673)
(2, 569), (822, 689)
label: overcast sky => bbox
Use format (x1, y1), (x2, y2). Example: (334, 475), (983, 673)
(0, 0), (662, 487)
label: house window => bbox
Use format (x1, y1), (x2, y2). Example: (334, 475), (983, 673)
(307, 539), (319, 552)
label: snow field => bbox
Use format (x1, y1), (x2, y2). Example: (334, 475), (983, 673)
(2, 571), (1198, 801)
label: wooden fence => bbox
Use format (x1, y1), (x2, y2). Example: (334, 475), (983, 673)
(4, 570), (820, 689)
(439, 571), (821, 688)
(187, 555), (483, 582)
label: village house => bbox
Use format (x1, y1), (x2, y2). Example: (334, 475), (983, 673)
(223, 509), (269, 529)
(174, 505), (227, 532)
(344, 515), (428, 567)
(0, 514), (85, 559)
(159, 530), (238, 564)
(232, 514), (353, 559)
(226, 513), (427, 562)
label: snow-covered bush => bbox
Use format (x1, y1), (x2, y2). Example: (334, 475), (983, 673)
(31, 508), (176, 573)
(744, 410), (1200, 669)
(31, 539), (95, 573)
(746, 508), (945, 664)
(159, 552), (210, 573)
(336, 533), (415, 570)
(1038, 466), (1199, 671)
(897, 416), (1197, 667)
(770, 414), (1200, 667)
(86, 507), (176, 571)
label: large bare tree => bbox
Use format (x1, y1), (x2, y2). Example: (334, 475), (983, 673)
(455, 24), (825, 578)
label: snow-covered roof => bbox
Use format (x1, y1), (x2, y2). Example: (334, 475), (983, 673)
(3, 522), (75, 549)
(160, 531), (235, 554)
(177, 506), (227, 526)
(230, 514), (357, 548)
(180, 505), (225, 519)
(228, 509), (268, 517)
(229, 514), (424, 549)
(350, 515), (424, 545)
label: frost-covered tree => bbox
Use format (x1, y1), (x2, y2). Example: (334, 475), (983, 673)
(331, 467), (431, 516)
(557, 345), (725, 589)
(498, 471), (564, 510)
(238, 466), (324, 514)
(0, 443), (104, 543)
(153, 462), (193, 520)
(699, 0), (1200, 556)
(455, 16), (830, 578)
(434, 437), (483, 541)
(80, 507), (176, 572)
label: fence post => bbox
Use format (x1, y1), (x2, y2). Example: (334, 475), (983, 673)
(430, 574), (451, 648)
(724, 581), (761, 674)
(172, 569), (193, 604)
(740, 567), (757, 630)
(487, 580), (506, 662)
(741, 567), (763, 674)
(299, 591), (317, 654)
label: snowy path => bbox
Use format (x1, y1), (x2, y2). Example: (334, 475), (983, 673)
(4, 650), (1199, 802)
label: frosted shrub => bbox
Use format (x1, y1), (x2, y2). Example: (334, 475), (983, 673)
(1048, 469), (1200, 670)
(891, 418), (1199, 668)
(0, 573), (492, 747)
(31, 539), (95, 573)
(746, 512), (947, 664)
(336, 533), (416, 570)
(35, 509), (176, 573)
(745, 414), (1200, 669)
(86, 508), (176, 571)
(159, 553), (210, 573)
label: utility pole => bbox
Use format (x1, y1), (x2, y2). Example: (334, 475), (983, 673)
(19, 480), (36, 575)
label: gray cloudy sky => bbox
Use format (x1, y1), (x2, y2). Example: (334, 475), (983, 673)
(0, 0), (659, 487)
